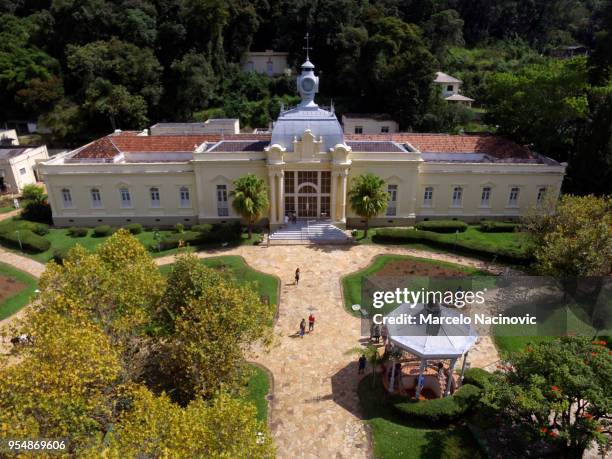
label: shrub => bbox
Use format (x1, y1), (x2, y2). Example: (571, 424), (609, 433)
(157, 221), (242, 251)
(373, 227), (531, 263)
(32, 223), (49, 236)
(93, 225), (114, 237)
(21, 202), (52, 224)
(393, 384), (482, 423)
(462, 368), (493, 389)
(479, 220), (519, 233)
(174, 223), (185, 233)
(123, 223), (143, 234)
(68, 227), (88, 237)
(0, 229), (51, 253)
(191, 224), (213, 234)
(416, 220), (468, 233)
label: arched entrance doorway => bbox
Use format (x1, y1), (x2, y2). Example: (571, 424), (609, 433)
(284, 171), (331, 219)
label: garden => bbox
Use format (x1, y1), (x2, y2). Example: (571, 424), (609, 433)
(353, 219), (533, 265)
(0, 262), (37, 320)
(0, 217), (262, 263)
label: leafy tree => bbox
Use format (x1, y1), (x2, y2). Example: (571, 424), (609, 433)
(83, 79), (149, 130)
(423, 9), (465, 57)
(94, 387), (275, 458)
(525, 194), (612, 276)
(485, 57), (590, 162)
(348, 173), (389, 237)
(160, 253), (274, 400)
(20, 183), (52, 223)
(486, 337), (612, 458)
(230, 174), (269, 238)
(170, 51), (216, 119)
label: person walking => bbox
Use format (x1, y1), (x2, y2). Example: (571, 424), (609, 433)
(295, 268), (300, 285)
(308, 313), (315, 332)
(358, 354), (367, 374)
(372, 324), (381, 343)
(381, 324), (389, 345)
(299, 318), (306, 338)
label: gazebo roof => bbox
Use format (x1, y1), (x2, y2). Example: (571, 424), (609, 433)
(387, 303), (478, 359)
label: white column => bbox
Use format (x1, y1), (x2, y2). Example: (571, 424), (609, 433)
(459, 351), (469, 382)
(444, 358), (458, 397)
(415, 358), (427, 399)
(278, 171), (285, 223)
(330, 172), (337, 221)
(316, 171), (321, 217)
(340, 170), (348, 223)
(269, 172), (277, 224)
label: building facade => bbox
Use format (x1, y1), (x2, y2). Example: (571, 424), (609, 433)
(40, 59), (565, 228)
(342, 114), (399, 135)
(434, 72), (475, 106)
(241, 50), (290, 76)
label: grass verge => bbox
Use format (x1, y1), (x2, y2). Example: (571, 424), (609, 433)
(0, 262), (37, 320)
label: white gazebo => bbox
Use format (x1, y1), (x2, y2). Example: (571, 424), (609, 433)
(385, 302), (478, 398)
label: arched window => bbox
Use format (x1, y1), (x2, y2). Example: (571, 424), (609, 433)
(120, 188), (131, 208)
(423, 186), (434, 206)
(61, 188), (72, 208)
(179, 187), (190, 208)
(91, 188), (102, 208)
(299, 185), (317, 194)
(451, 186), (463, 207)
(150, 187), (160, 208)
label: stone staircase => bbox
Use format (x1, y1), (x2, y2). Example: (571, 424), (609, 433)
(269, 220), (350, 244)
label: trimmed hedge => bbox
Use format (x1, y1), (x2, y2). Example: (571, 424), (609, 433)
(462, 368), (493, 389)
(52, 247), (71, 265)
(93, 225), (114, 237)
(393, 384), (482, 423)
(157, 221), (242, 251)
(123, 223), (143, 234)
(32, 223), (49, 236)
(479, 220), (519, 233)
(191, 224), (213, 233)
(0, 229), (51, 253)
(373, 227), (531, 263)
(68, 227), (88, 237)
(416, 220), (468, 233)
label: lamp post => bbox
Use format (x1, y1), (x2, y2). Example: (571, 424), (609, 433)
(154, 231), (161, 252)
(15, 229), (22, 251)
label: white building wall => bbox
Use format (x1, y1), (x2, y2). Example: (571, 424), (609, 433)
(342, 117), (399, 135)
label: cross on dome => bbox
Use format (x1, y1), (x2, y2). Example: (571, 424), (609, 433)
(303, 32), (312, 60)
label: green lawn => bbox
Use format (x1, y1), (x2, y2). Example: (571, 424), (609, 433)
(244, 364), (271, 422)
(0, 205), (14, 214)
(160, 255), (280, 307)
(342, 254), (488, 316)
(353, 226), (531, 262)
(359, 374), (483, 459)
(0, 262), (38, 320)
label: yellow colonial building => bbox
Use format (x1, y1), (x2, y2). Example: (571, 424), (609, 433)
(40, 58), (565, 229)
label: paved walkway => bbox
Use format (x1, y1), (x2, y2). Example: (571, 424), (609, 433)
(157, 244), (503, 459)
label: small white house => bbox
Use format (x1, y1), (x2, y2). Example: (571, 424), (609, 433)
(0, 129), (18, 146)
(342, 113), (399, 135)
(434, 72), (474, 107)
(242, 50), (290, 76)
(0, 145), (48, 193)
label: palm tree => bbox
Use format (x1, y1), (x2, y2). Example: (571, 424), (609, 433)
(347, 173), (389, 238)
(230, 174), (269, 238)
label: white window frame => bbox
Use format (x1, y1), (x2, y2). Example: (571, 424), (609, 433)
(451, 186), (463, 208)
(508, 186), (520, 208)
(480, 186), (491, 208)
(386, 184), (398, 216)
(216, 184), (229, 217)
(120, 187), (132, 208)
(90, 188), (103, 209)
(423, 186), (434, 207)
(536, 186), (547, 207)
(19, 167), (26, 176)
(354, 126), (363, 134)
(179, 186), (191, 208)
(61, 188), (73, 209)
(150, 187), (161, 208)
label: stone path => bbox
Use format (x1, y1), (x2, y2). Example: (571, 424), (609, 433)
(157, 244), (504, 459)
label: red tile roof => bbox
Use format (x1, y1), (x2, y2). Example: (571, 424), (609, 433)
(72, 132), (272, 159)
(346, 133), (536, 160)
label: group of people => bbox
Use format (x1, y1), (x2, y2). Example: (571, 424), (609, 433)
(370, 323), (389, 345)
(298, 314), (316, 338)
(285, 212), (298, 225)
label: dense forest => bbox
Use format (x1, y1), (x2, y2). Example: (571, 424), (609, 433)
(1, 0), (611, 193)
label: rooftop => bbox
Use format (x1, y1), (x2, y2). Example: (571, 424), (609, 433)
(342, 113), (395, 121)
(434, 72), (462, 84)
(0, 146), (28, 160)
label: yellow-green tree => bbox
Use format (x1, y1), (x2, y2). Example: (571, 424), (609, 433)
(86, 387), (275, 459)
